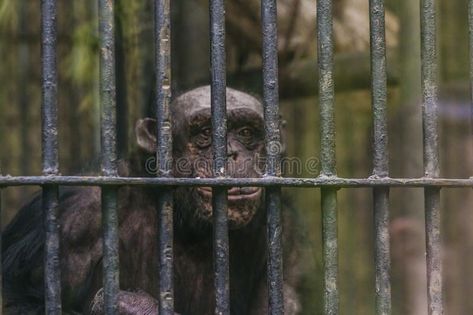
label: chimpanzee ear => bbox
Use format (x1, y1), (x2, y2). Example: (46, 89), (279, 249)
(135, 118), (157, 153)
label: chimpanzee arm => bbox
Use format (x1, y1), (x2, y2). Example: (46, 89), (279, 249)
(3, 184), (177, 315)
(58, 186), (168, 314)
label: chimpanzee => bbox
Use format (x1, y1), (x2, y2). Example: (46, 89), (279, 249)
(2, 86), (301, 314)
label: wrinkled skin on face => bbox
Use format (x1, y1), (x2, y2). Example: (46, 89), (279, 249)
(137, 86), (266, 230)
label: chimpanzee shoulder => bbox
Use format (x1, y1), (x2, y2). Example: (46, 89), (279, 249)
(2, 187), (102, 313)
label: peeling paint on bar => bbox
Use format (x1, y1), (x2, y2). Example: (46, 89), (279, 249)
(317, 0), (339, 314)
(373, 187), (391, 315)
(469, 0), (473, 131)
(261, 0), (285, 313)
(266, 186), (283, 315)
(41, 0), (62, 313)
(210, 0), (230, 313)
(99, 0), (119, 313)
(369, 0), (392, 314)
(3, 176), (473, 188)
(0, 187), (2, 313)
(155, 0), (174, 314)
(321, 187), (338, 315)
(421, 0), (443, 314)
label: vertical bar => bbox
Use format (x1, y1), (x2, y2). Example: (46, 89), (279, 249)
(469, 0), (473, 129)
(369, 0), (391, 314)
(0, 188), (2, 314)
(373, 189), (391, 314)
(420, 0), (442, 314)
(261, 0), (284, 314)
(41, 0), (62, 313)
(320, 189), (337, 314)
(210, 0), (229, 314)
(155, 0), (174, 314)
(99, 0), (119, 314)
(317, 0), (339, 314)
(424, 188), (441, 314)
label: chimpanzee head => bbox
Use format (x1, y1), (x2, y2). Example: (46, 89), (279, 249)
(136, 86), (275, 229)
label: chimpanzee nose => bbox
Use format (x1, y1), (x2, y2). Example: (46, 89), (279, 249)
(227, 142), (238, 160)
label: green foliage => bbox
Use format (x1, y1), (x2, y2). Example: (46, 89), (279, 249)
(0, 0), (18, 30)
(67, 22), (99, 84)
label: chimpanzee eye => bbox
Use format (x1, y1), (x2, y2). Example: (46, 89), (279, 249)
(238, 127), (254, 138)
(193, 126), (212, 148)
(201, 127), (212, 137)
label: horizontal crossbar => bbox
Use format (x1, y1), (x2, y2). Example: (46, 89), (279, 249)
(1, 175), (472, 188)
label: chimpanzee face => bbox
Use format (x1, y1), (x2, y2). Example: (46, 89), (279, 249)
(175, 107), (265, 228)
(136, 86), (271, 229)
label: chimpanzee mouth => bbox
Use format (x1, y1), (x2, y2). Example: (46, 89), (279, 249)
(196, 187), (262, 202)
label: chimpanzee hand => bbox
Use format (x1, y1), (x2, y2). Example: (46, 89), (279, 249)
(89, 288), (180, 315)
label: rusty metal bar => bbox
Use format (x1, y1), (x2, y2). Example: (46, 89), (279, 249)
(154, 0), (174, 314)
(0, 159), (3, 313)
(373, 189), (390, 314)
(0, 187), (2, 313)
(41, 0), (62, 313)
(4, 176), (473, 188)
(420, 0), (442, 314)
(99, 0), (119, 313)
(210, 0), (230, 313)
(469, 0), (473, 129)
(317, 0), (339, 313)
(369, 0), (391, 314)
(261, 0), (284, 313)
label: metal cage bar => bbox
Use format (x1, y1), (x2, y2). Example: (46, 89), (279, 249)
(469, 0), (473, 127)
(41, 0), (62, 313)
(98, 0), (120, 313)
(261, 0), (284, 313)
(317, 0), (339, 314)
(420, 0), (443, 314)
(369, 0), (391, 314)
(0, 187), (2, 314)
(209, 0), (230, 313)
(3, 0), (469, 314)
(5, 176), (473, 188)
(154, 0), (174, 314)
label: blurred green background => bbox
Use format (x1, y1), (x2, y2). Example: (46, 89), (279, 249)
(1, 0), (473, 314)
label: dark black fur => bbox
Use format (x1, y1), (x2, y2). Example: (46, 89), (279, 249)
(2, 154), (299, 314)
